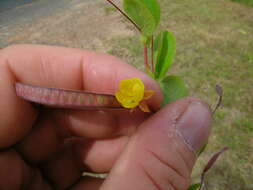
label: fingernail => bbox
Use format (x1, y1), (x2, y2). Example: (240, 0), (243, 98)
(176, 101), (212, 152)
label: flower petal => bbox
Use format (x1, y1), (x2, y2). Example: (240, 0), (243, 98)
(143, 90), (154, 100)
(139, 101), (151, 113)
(115, 78), (153, 110)
(121, 99), (139, 108)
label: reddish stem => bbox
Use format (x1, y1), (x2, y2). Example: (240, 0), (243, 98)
(151, 35), (154, 72)
(105, 0), (141, 32)
(199, 147), (229, 190)
(144, 45), (150, 72)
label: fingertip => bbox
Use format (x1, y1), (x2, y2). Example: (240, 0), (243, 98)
(0, 56), (38, 148)
(82, 51), (163, 110)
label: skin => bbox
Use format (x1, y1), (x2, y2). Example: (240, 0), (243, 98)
(0, 44), (211, 190)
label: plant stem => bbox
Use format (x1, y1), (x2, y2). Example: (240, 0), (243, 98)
(151, 35), (154, 72)
(144, 45), (150, 72)
(105, 0), (141, 32)
(212, 84), (223, 114)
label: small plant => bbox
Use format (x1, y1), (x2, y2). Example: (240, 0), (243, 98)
(15, 0), (228, 189)
(106, 0), (187, 107)
(103, 3), (228, 190)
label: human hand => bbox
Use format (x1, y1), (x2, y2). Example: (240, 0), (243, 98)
(0, 45), (212, 190)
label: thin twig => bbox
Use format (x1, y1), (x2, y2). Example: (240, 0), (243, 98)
(105, 0), (141, 32)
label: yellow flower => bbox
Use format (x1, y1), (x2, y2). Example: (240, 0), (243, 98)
(115, 78), (154, 112)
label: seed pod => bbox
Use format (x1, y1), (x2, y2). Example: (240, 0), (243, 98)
(15, 82), (122, 110)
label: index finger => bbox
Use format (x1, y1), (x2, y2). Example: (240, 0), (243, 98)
(0, 44), (162, 148)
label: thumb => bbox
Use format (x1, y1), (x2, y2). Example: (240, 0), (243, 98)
(100, 97), (212, 190)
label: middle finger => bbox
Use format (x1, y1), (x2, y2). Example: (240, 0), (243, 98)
(16, 108), (147, 164)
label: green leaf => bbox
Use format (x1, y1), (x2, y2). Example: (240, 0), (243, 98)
(123, 0), (160, 36)
(160, 75), (187, 106)
(187, 183), (201, 190)
(154, 31), (176, 80)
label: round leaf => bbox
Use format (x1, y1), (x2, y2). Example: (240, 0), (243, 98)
(160, 75), (187, 106)
(123, 0), (160, 36)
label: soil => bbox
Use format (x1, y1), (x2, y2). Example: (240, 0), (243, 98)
(0, 0), (134, 51)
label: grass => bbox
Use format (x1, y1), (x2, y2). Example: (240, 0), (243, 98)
(107, 0), (253, 189)
(230, 0), (253, 7)
(104, 5), (117, 15)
